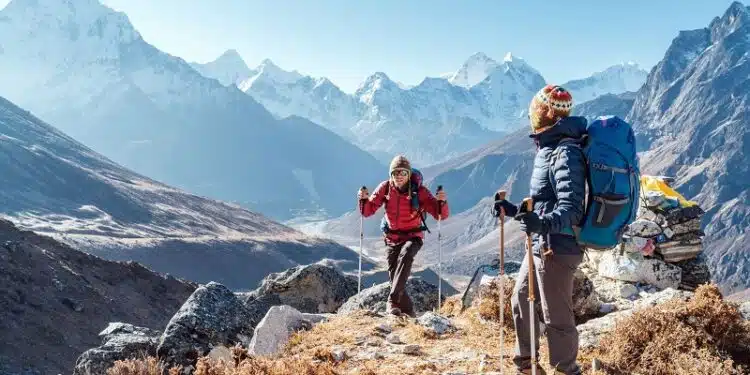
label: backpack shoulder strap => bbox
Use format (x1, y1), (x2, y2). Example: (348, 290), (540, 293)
(547, 137), (586, 195)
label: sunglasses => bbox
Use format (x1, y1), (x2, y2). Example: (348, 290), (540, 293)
(391, 169), (409, 177)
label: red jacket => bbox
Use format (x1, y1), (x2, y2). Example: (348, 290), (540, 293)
(361, 180), (449, 245)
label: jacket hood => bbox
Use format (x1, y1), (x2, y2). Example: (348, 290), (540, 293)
(530, 116), (588, 147)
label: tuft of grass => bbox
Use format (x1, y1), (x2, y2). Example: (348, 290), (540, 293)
(106, 357), (167, 375)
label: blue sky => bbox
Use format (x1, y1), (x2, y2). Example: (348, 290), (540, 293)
(1, 0), (739, 93)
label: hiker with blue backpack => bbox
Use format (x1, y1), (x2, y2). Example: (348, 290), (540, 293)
(358, 155), (450, 317)
(493, 85), (640, 375)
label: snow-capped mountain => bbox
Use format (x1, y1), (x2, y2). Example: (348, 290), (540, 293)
(0, 0), (384, 221)
(239, 59), (361, 138)
(0, 93), (375, 289)
(628, 1), (750, 294)
(563, 62), (648, 104)
(231, 52), (545, 165)
(447, 52), (500, 88)
(205, 49), (646, 166)
(189, 49), (254, 87)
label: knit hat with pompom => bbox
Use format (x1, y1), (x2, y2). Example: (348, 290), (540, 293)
(528, 84), (573, 134)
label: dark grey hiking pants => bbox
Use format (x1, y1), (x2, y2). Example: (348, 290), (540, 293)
(511, 251), (583, 375)
(386, 237), (423, 315)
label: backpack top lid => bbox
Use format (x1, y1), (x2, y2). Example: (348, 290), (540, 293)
(586, 115), (638, 161)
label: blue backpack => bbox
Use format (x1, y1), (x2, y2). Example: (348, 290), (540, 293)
(549, 115), (641, 250)
(380, 168), (431, 235)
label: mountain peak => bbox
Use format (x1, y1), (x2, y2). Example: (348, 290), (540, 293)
(216, 49), (245, 64)
(0, 0), (141, 44)
(190, 49), (252, 86)
(251, 59), (303, 85)
(503, 52), (516, 62)
(449, 52), (500, 88)
(710, 1), (750, 42)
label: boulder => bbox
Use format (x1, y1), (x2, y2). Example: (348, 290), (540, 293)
(248, 305), (314, 356)
(73, 323), (160, 375)
(739, 302), (750, 321)
(573, 269), (601, 321)
(245, 264), (357, 316)
(675, 256), (711, 290)
(417, 312), (455, 335)
(597, 252), (682, 290)
(157, 282), (258, 371)
(338, 278), (440, 314)
(577, 310), (633, 349)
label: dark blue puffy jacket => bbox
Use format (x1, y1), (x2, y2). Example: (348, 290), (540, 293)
(528, 116), (587, 255)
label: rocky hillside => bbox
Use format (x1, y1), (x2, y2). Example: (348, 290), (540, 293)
(0, 93), (374, 290)
(0, 219), (196, 375)
(627, 1), (750, 294)
(85, 259), (750, 375)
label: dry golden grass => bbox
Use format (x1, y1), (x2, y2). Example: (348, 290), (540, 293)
(107, 283), (750, 375)
(193, 356), (339, 375)
(106, 357), (176, 375)
(590, 284), (750, 375)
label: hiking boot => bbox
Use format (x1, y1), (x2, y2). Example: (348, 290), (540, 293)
(386, 302), (402, 316)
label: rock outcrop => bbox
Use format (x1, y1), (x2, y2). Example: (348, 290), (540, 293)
(248, 305), (321, 356)
(157, 282), (258, 371)
(244, 264), (358, 318)
(73, 323), (160, 375)
(338, 278), (442, 315)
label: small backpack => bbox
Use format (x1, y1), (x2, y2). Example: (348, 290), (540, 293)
(549, 115), (641, 250)
(380, 167), (431, 235)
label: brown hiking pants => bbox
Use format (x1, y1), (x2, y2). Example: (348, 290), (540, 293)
(511, 251), (583, 375)
(386, 237), (423, 316)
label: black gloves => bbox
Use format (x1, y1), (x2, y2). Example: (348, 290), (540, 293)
(515, 211), (545, 234)
(492, 199), (518, 217)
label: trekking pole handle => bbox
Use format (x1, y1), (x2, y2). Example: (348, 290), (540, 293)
(522, 197), (533, 212)
(359, 186), (367, 214)
(495, 189), (507, 216)
(436, 185), (444, 218)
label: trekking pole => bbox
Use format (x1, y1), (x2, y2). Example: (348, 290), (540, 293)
(522, 197), (537, 375)
(436, 185), (444, 312)
(358, 186), (367, 294)
(495, 190), (507, 373)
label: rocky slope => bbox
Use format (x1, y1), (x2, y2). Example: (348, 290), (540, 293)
(0, 0), (384, 221)
(627, 1), (750, 294)
(81, 259), (750, 375)
(0, 219), (196, 375)
(0, 93), (375, 290)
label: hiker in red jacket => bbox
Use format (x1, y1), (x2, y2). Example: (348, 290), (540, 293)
(358, 155), (449, 316)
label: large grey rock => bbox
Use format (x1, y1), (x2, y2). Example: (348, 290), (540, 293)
(245, 264), (357, 317)
(157, 282), (258, 371)
(573, 269), (601, 321)
(73, 323), (160, 375)
(248, 305), (312, 356)
(597, 252), (682, 290)
(739, 302), (750, 321)
(338, 278), (441, 314)
(577, 310), (633, 349)
(417, 312), (455, 335)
